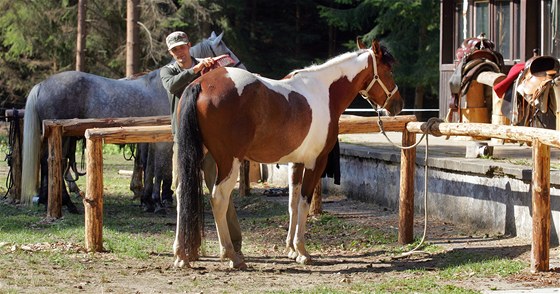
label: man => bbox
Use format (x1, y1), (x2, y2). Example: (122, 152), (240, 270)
(160, 31), (244, 257)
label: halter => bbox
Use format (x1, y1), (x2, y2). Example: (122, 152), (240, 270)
(359, 49), (399, 110)
(206, 42), (243, 68)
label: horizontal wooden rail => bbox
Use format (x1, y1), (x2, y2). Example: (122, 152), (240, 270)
(85, 125), (173, 144)
(339, 115), (416, 134)
(43, 115), (170, 137)
(407, 121), (560, 148)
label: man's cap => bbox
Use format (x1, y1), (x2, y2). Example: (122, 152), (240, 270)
(166, 31), (189, 50)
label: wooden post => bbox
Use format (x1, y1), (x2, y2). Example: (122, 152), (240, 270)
(399, 128), (416, 244)
(531, 138), (551, 272)
(84, 136), (104, 252)
(5, 109), (24, 202)
(47, 125), (63, 219)
(309, 181), (322, 216)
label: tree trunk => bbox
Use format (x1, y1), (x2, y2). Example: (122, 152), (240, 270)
(76, 0), (87, 72)
(126, 0), (140, 76)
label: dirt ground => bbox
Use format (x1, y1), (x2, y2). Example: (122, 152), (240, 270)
(2, 189), (560, 294)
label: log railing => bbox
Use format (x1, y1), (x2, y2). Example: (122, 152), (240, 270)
(405, 121), (560, 273)
(81, 115), (417, 252)
(42, 116), (170, 218)
(41, 114), (559, 273)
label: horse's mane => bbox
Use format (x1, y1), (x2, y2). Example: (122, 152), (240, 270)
(288, 46), (395, 77)
(122, 71), (152, 80)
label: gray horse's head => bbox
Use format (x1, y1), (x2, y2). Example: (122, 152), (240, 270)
(190, 31), (246, 70)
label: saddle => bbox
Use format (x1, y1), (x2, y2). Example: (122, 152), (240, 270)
(496, 53), (560, 126)
(447, 34), (504, 122)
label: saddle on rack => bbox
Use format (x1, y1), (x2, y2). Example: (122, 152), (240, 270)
(496, 53), (560, 126)
(447, 34), (504, 122)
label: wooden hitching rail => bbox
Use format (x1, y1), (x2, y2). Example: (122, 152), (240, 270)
(406, 121), (560, 273)
(81, 115), (417, 253)
(42, 116), (170, 218)
(43, 114), (560, 273)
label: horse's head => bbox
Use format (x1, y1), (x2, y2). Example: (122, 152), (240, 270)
(356, 38), (403, 116)
(206, 31), (247, 70)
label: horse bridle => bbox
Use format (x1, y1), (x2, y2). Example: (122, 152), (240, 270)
(206, 42), (244, 68)
(359, 49), (399, 110)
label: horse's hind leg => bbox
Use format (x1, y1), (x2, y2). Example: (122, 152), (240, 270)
(286, 163), (304, 260)
(211, 158), (246, 269)
(203, 153), (243, 256)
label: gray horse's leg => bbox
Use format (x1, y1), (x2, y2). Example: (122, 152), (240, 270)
(141, 144), (156, 212)
(158, 142), (174, 207)
(130, 144), (144, 200)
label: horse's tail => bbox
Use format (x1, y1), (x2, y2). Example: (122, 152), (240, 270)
(21, 84), (42, 206)
(176, 82), (205, 258)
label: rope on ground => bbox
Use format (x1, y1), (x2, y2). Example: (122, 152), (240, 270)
(374, 110), (443, 259)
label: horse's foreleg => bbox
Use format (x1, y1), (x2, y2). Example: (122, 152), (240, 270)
(286, 163), (304, 260)
(211, 159), (246, 269)
(294, 192), (311, 264)
(293, 158), (328, 265)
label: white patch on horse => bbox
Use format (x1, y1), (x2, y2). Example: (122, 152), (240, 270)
(225, 67), (295, 98)
(276, 50), (371, 168)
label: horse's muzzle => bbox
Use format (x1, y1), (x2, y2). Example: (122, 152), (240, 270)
(384, 92), (404, 116)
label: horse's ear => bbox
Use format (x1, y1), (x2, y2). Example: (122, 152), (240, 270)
(210, 31), (217, 39)
(356, 37), (366, 49)
(216, 31), (224, 42)
(371, 39), (382, 57)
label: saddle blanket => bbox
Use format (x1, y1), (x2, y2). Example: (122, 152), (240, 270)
(494, 62), (525, 98)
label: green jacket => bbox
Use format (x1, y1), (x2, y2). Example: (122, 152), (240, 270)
(160, 58), (200, 135)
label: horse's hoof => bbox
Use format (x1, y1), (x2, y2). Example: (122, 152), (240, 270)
(230, 260), (248, 270)
(287, 250), (298, 260)
(174, 258), (189, 268)
(296, 255), (311, 265)
(162, 198), (174, 208)
(154, 204), (167, 215)
(142, 203), (155, 213)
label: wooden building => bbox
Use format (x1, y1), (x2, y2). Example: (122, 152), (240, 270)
(439, 0), (560, 118)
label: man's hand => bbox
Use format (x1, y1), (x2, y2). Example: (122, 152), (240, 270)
(194, 58), (215, 74)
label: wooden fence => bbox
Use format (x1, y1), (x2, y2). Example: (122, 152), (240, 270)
(6, 112), (559, 272)
(81, 115), (417, 252)
(405, 121), (560, 272)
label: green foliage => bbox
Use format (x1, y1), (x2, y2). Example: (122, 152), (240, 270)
(0, 0), (441, 110)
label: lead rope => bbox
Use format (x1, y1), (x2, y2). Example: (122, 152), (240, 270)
(367, 101), (442, 258)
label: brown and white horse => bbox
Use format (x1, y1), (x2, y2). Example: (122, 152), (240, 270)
(174, 39), (403, 269)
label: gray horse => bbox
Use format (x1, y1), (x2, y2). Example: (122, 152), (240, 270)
(20, 31), (246, 213)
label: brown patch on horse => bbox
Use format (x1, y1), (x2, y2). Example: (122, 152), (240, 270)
(195, 70), (312, 182)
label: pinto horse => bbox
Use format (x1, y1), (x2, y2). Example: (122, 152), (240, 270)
(20, 31), (245, 211)
(174, 39), (403, 269)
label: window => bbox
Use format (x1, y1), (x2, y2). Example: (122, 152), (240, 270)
(543, 0), (560, 57)
(455, 0), (470, 51)
(452, 0), (520, 63)
(496, 0), (511, 59)
(474, 1), (489, 37)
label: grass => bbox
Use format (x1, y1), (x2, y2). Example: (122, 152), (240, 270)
(0, 139), (530, 293)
